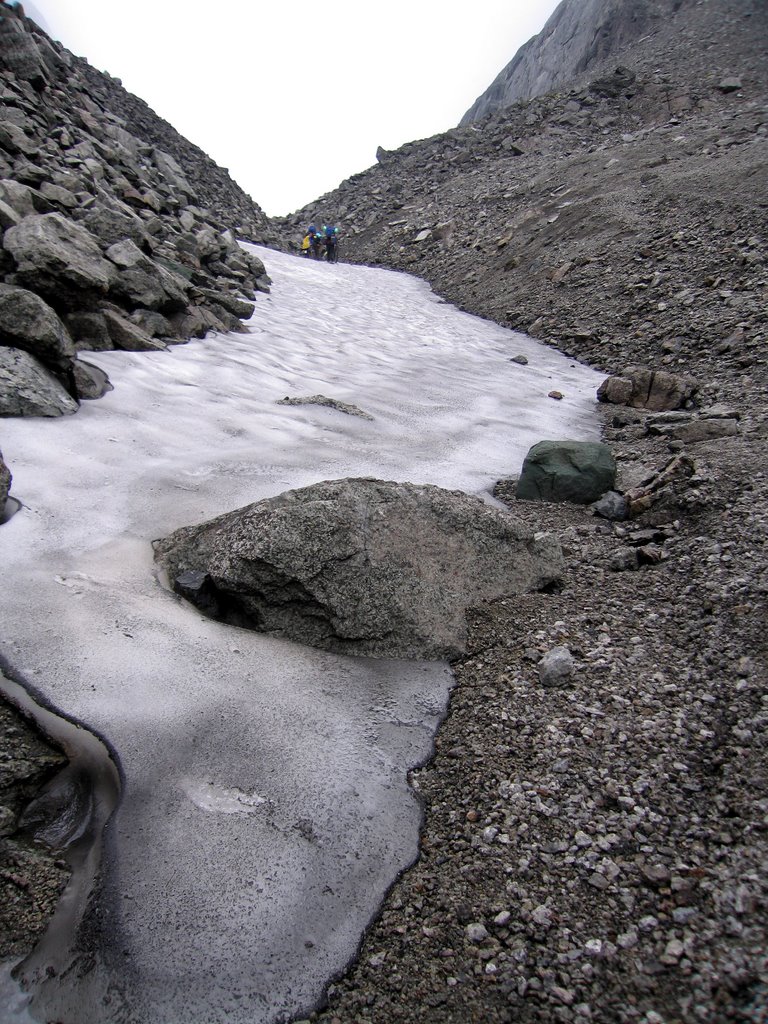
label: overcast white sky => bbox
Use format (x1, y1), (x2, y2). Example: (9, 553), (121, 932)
(25, 1), (561, 216)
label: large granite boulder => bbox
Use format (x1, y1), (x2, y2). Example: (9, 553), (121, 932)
(154, 477), (563, 660)
(0, 347), (78, 416)
(3, 212), (117, 299)
(516, 440), (616, 504)
(0, 282), (75, 371)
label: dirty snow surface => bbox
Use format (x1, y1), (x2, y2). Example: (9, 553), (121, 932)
(0, 247), (605, 1023)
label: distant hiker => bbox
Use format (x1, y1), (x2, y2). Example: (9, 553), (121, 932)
(300, 233), (311, 257)
(307, 224), (322, 260)
(324, 224), (339, 264)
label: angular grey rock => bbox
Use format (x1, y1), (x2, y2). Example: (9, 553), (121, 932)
(106, 239), (189, 312)
(0, 283), (75, 371)
(130, 309), (175, 339)
(517, 440), (617, 504)
(0, 347), (78, 417)
(589, 65), (637, 98)
(82, 198), (151, 249)
(0, 16), (50, 87)
(538, 646), (575, 687)
(664, 418), (740, 444)
(0, 198), (20, 231)
(0, 179), (50, 219)
(197, 288), (254, 320)
(38, 183), (78, 209)
(152, 149), (195, 199)
(102, 309), (166, 351)
(0, 120), (38, 157)
(718, 77), (743, 92)
(0, 447), (11, 508)
(154, 477), (564, 660)
(4, 212), (117, 296)
(65, 311), (113, 351)
(591, 490), (628, 521)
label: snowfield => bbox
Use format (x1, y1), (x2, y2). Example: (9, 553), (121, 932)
(0, 248), (604, 1023)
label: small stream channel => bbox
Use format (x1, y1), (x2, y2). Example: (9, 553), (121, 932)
(0, 666), (121, 1022)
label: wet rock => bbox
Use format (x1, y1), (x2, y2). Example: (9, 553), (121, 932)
(155, 477), (563, 660)
(517, 440), (616, 504)
(0, 346), (78, 417)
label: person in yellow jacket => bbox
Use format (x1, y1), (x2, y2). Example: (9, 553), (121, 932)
(300, 233), (311, 257)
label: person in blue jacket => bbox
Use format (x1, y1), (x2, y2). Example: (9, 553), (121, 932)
(324, 224), (339, 263)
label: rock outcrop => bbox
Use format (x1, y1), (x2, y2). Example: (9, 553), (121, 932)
(0, 3), (274, 418)
(154, 478), (564, 660)
(460, 0), (696, 124)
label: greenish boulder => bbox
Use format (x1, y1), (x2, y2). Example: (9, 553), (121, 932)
(517, 440), (616, 504)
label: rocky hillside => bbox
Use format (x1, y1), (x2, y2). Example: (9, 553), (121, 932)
(272, 3), (768, 1022)
(0, 1), (274, 435)
(276, 0), (766, 411)
(460, 0), (698, 124)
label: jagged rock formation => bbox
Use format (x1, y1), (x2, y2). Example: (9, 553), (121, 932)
(460, 0), (696, 124)
(0, 2), (274, 421)
(154, 478), (564, 660)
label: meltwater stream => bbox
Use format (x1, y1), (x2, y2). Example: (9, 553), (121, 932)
(0, 247), (605, 1023)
